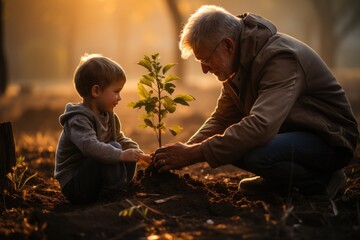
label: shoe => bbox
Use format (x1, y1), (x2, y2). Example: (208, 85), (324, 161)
(326, 169), (346, 199)
(238, 176), (289, 195)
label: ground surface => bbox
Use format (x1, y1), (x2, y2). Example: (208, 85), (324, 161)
(1, 148), (359, 240)
(1, 81), (360, 239)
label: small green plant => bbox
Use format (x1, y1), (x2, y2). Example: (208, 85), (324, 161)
(119, 199), (149, 219)
(128, 53), (195, 147)
(7, 156), (37, 193)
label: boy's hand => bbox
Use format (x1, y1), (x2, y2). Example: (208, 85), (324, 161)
(138, 153), (152, 166)
(119, 149), (141, 162)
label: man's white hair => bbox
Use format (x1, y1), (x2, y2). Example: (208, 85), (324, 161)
(179, 5), (241, 59)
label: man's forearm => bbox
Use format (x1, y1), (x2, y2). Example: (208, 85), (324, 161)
(187, 143), (206, 165)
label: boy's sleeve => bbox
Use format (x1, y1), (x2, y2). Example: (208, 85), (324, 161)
(67, 116), (122, 163)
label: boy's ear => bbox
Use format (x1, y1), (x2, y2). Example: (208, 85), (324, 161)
(91, 85), (100, 97)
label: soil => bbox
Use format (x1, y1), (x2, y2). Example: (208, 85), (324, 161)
(1, 148), (360, 240)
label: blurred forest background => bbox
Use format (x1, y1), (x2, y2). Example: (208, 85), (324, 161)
(0, 0), (360, 152)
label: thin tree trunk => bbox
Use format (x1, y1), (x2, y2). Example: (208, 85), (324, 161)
(0, 122), (16, 193)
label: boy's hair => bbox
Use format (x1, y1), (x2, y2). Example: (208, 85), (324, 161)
(74, 53), (126, 98)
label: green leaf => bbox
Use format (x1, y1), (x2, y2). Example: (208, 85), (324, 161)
(156, 122), (166, 130)
(173, 98), (188, 106)
(137, 83), (150, 99)
(138, 59), (152, 72)
(175, 94), (195, 101)
(127, 102), (136, 108)
(144, 118), (154, 128)
(159, 109), (167, 119)
(163, 96), (176, 113)
(143, 74), (154, 82)
(140, 76), (153, 88)
(169, 125), (183, 136)
(164, 74), (180, 83)
(144, 100), (156, 113)
(151, 53), (159, 61)
(128, 100), (145, 109)
(139, 113), (149, 119)
(164, 82), (175, 95)
(173, 94), (195, 106)
(162, 63), (176, 75)
(135, 101), (147, 109)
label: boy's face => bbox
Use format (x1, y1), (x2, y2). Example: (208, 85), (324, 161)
(94, 80), (125, 114)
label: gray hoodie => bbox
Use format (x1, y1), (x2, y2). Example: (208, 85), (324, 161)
(55, 103), (141, 188)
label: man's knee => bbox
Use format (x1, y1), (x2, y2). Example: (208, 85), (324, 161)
(233, 148), (272, 173)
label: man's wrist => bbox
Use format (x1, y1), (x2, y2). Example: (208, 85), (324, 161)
(188, 143), (205, 165)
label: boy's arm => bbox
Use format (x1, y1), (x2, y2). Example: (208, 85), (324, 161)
(67, 116), (122, 164)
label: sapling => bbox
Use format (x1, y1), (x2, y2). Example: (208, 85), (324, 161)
(128, 53), (195, 147)
(6, 156), (37, 195)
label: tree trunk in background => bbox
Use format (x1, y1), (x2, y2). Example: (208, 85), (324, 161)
(0, 0), (7, 96)
(0, 122), (16, 193)
(312, 0), (360, 68)
(312, 0), (339, 68)
(165, 0), (185, 79)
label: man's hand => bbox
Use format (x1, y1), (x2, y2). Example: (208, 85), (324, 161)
(119, 149), (141, 162)
(153, 142), (204, 172)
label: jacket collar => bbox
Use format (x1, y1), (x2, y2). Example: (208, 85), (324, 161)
(228, 13), (277, 92)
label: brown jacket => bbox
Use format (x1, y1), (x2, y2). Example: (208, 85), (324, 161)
(188, 13), (359, 168)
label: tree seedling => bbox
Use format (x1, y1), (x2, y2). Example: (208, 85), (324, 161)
(6, 156), (37, 198)
(128, 53), (195, 148)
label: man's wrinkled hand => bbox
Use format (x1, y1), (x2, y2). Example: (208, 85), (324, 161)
(153, 142), (203, 172)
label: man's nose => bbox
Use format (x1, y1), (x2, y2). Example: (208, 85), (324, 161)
(201, 63), (210, 74)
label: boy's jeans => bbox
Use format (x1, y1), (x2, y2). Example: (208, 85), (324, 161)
(62, 142), (136, 204)
(233, 131), (352, 194)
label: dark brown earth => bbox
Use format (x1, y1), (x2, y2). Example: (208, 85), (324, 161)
(1, 147), (360, 240)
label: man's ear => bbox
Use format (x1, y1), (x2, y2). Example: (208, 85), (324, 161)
(91, 85), (100, 97)
(223, 37), (235, 53)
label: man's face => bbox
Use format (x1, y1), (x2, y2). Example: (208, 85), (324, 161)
(193, 38), (237, 82)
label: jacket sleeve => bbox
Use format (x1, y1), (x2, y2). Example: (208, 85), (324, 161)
(187, 86), (243, 144)
(66, 116), (122, 164)
(201, 54), (304, 168)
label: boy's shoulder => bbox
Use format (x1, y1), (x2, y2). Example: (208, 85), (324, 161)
(60, 103), (96, 126)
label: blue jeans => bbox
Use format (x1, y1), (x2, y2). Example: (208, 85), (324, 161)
(233, 132), (352, 194)
(62, 142), (137, 204)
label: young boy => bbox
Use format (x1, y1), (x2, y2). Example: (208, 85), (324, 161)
(55, 54), (151, 204)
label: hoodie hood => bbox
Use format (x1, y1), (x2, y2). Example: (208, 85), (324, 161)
(59, 103), (98, 127)
(59, 103), (120, 144)
(59, 103), (117, 141)
(238, 13), (277, 68)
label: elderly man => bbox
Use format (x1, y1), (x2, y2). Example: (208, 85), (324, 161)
(154, 5), (358, 198)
